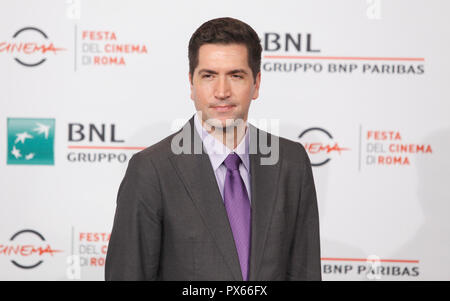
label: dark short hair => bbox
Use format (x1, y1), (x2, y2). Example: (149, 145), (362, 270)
(188, 17), (262, 83)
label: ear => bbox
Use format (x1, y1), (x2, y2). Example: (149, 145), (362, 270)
(251, 72), (261, 100)
(189, 72), (194, 101)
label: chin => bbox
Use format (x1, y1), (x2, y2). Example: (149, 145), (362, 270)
(204, 117), (227, 129)
(210, 116), (246, 129)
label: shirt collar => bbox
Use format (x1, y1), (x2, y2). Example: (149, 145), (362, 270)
(194, 113), (250, 172)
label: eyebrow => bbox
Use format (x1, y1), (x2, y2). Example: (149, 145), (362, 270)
(198, 69), (248, 75)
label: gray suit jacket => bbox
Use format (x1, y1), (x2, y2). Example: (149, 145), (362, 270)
(105, 116), (321, 281)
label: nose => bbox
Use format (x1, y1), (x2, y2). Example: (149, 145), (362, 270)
(214, 76), (231, 100)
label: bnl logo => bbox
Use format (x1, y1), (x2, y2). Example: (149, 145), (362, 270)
(7, 118), (55, 165)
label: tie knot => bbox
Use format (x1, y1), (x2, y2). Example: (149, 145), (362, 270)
(223, 153), (241, 171)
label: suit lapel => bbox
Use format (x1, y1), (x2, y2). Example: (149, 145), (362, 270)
(248, 124), (282, 280)
(169, 116), (243, 280)
(169, 117), (282, 281)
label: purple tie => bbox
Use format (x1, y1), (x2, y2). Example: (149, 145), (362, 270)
(223, 153), (251, 281)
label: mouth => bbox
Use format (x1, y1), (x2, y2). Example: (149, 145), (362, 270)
(210, 105), (236, 112)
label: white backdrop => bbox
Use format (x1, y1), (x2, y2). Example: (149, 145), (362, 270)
(1, 0), (449, 280)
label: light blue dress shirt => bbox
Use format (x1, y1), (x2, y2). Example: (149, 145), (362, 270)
(194, 113), (251, 203)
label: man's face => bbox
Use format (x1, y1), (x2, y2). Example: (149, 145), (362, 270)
(189, 43), (261, 129)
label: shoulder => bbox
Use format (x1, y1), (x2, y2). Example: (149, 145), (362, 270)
(127, 129), (181, 169)
(254, 126), (310, 166)
(279, 135), (309, 165)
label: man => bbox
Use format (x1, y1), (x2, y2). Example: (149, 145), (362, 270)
(105, 17), (321, 281)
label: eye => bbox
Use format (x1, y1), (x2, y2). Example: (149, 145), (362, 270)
(232, 74), (243, 79)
